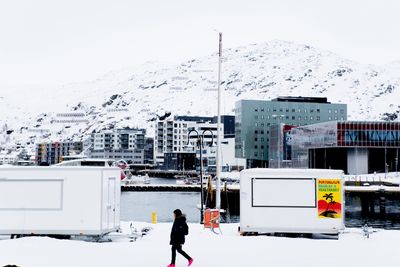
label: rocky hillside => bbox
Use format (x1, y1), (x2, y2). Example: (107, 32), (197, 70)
(1, 40), (400, 155)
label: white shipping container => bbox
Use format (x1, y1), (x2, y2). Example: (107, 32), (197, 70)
(240, 168), (345, 234)
(0, 166), (120, 236)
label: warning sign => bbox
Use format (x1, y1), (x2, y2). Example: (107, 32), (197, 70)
(317, 179), (342, 219)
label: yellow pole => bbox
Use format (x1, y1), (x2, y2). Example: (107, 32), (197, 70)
(152, 211), (157, 224)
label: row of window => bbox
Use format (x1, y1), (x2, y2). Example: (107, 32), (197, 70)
(253, 116), (345, 126)
(255, 115), (323, 121)
(95, 134), (141, 138)
(254, 107), (345, 114)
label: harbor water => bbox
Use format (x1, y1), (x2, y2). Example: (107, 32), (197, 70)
(121, 177), (400, 228)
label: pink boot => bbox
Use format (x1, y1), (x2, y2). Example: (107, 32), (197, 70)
(167, 264), (175, 267)
(188, 258), (194, 266)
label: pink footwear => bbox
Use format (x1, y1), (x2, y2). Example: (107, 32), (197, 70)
(167, 264), (175, 267)
(188, 258), (194, 266)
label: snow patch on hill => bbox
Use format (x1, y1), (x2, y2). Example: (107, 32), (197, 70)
(1, 40), (400, 155)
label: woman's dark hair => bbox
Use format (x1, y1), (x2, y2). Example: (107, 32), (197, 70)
(173, 209), (182, 217)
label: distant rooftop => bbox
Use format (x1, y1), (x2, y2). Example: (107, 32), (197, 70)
(174, 116), (214, 122)
(174, 115), (234, 123)
(272, 96), (330, 104)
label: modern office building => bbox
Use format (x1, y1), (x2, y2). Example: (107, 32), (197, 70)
(89, 128), (146, 164)
(35, 141), (83, 165)
(290, 121), (400, 174)
(235, 96), (347, 167)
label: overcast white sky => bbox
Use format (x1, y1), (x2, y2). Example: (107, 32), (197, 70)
(1, 0), (400, 86)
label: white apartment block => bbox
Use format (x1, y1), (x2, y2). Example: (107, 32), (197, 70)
(154, 117), (223, 169)
(89, 128), (146, 163)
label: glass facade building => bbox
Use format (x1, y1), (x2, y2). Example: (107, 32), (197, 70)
(269, 124), (296, 168)
(291, 121), (400, 174)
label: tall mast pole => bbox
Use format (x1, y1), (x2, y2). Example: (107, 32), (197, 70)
(216, 32), (222, 210)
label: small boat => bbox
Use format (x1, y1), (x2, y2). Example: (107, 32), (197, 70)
(126, 173), (151, 185)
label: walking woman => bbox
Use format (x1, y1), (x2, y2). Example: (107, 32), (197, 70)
(168, 209), (193, 267)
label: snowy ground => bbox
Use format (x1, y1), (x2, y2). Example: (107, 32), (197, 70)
(0, 222), (399, 267)
(345, 171), (400, 185)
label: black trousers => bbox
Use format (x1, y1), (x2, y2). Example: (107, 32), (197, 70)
(171, 244), (191, 264)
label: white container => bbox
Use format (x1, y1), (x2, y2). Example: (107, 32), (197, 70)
(0, 166), (120, 236)
(240, 168), (345, 234)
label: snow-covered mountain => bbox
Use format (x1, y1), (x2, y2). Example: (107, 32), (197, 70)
(1, 40), (400, 155)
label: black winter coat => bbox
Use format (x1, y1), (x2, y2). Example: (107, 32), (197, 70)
(170, 215), (189, 245)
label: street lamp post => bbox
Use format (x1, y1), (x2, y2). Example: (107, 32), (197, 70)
(187, 129), (214, 224)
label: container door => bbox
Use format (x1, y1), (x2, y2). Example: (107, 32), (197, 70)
(107, 177), (116, 229)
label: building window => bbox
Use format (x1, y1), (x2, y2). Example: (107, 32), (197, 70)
(317, 109), (320, 113)
(255, 108), (258, 112)
(316, 116), (320, 120)
(255, 130), (258, 134)
(261, 130), (264, 134)
(254, 145), (258, 149)
(292, 116), (295, 120)
(261, 145), (264, 149)
(328, 109), (332, 113)
(261, 137), (265, 142)
(292, 109), (295, 113)
(255, 137), (258, 141)
(261, 108), (264, 112)
(328, 117), (332, 120)
(285, 109), (289, 112)
(334, 110), (338, 113)
(310, 116), (313, 120)
(340, 109), (344, 114)
(279, 108), (283, 112)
